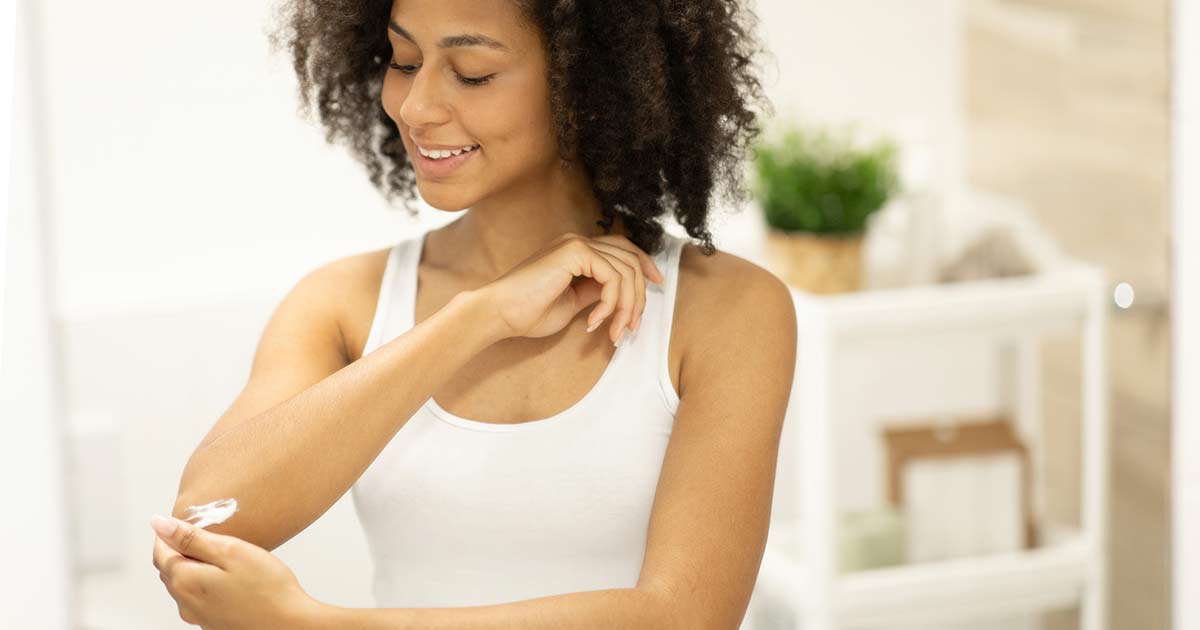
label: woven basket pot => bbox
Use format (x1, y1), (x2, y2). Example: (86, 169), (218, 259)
(765, 229), (864, 294)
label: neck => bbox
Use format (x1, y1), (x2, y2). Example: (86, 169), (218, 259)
(425, 161), (629, 284)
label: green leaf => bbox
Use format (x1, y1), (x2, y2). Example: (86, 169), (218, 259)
(751, 121), (901, 234)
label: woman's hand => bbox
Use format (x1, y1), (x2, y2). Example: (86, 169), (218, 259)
(480, 232), (665, 345)
(150, 515), (325, 629)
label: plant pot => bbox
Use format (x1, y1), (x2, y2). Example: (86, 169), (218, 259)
(765, 229), (864, 294)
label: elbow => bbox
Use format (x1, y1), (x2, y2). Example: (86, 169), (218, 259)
(639, 583), (721, 630)
(170, 493), (194, 524)
(639, 582), (740, 630)
(171, 493), (281, 551)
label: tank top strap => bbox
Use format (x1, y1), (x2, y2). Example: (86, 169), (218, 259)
(597, 230), (686, 416)
(648, 231), (685, 413)
(361, 233), (423, 360)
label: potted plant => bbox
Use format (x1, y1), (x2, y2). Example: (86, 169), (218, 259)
(752, 122), (901, 293)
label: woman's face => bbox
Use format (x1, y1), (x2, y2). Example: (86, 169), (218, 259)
(383, 0), (557, 211)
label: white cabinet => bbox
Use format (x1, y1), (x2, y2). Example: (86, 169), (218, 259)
(749, 264), (1109, 630)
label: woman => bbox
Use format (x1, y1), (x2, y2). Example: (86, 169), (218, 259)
(150, 0), (797, 627)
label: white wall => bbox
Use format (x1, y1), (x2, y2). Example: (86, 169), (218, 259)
(1, 1), (73, 628)
(1173, 1), (1198, 628)
(753, 0), (963, 195)
(39, 1), (425, 319)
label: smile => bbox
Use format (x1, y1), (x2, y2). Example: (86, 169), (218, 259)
(413, 143), (480, 178)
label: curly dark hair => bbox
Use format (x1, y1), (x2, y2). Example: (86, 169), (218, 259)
(267, 0), (771, 257)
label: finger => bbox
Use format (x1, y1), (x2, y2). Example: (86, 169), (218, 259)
(591, 233), (664, 283)
(159, 557), (223, 626)
(594, 250), (637, 343)
(158, 552), (211, 588)
(156, 536), (218, 597)
(590, 242), (648, 334)
(153, 534), (184, 572)
(151, 514), (234, 570)
(592, 234), (665, 284)
(570, 240), (622, 334)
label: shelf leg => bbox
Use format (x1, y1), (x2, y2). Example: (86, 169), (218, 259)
(799, 318), (834, 630)
(1080, 280), (1109, 630)
(1002, 338), (1045, 550)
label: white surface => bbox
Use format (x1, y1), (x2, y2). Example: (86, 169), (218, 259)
(905, 454), (1024, 563)
(1172, 1), (1199, 629)
(0, 1), (73, 628)
(0, 0), (10, 333)
(37, 0), (421, 320)
(70, 415), (125, 573)
(758, 521), (1089, 629)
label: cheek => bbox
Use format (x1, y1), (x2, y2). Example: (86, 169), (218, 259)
(481, 87), (558, 158)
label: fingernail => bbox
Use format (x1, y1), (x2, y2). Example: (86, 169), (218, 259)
(614, 329), (625, 347)
(151, 514), (178, 537)
(586, 319), (601, 333)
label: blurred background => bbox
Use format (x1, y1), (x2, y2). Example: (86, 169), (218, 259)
(2, 0), (1196, 629)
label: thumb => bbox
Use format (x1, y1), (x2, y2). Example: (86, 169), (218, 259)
(150, 514), (229, 569)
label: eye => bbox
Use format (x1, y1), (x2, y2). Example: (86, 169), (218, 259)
(388, 61), (419, 74)
(457, 74), (494, 87)
(388, 61), (495, 87)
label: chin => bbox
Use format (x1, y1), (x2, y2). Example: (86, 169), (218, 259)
(415, 181), (477, 213)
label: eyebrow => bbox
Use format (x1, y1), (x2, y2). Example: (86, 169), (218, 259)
(388, 19), (510, 51)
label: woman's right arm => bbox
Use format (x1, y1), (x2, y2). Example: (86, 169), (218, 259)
(171, 257), (507, 552)
(171, 232), (659, 552)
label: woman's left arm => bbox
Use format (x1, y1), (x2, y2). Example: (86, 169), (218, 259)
(334, 269), (797, 630)
(314, 588), (676, 629)
(152, 266), (797, 630)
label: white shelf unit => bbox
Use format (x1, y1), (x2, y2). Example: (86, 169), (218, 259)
(757, 263), (1109, 630)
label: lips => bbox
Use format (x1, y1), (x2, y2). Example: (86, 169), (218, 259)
(412, 143), (479, 179)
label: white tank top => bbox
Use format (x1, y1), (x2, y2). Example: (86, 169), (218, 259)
(350, 228), (685, 608)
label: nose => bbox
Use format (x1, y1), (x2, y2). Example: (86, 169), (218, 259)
(398, 65), (452, 130)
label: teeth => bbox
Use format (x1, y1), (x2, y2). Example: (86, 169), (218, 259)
(418, 144), (480, 160)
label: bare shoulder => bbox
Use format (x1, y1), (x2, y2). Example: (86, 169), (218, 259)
(674, 242), (798, 396)
(677, 242), (792, 294)
(675, 241), (797, 337)
(302, 246), (394, 364)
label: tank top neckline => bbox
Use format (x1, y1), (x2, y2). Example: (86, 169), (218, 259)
(409, 229), (640, 433)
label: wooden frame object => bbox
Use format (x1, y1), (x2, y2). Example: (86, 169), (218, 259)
(883, 417), (1036, 549)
